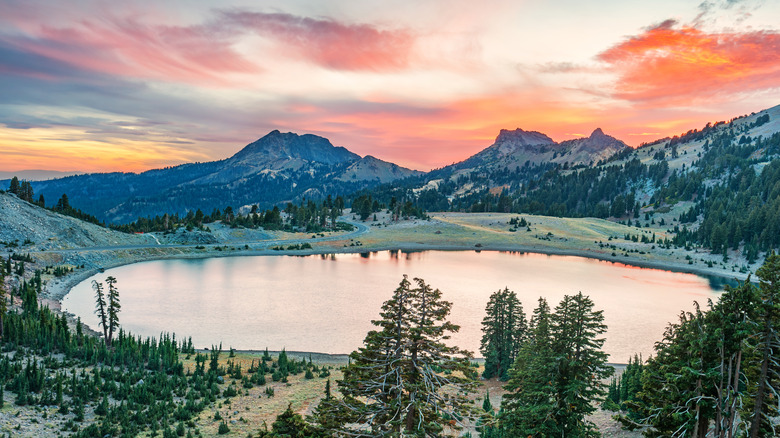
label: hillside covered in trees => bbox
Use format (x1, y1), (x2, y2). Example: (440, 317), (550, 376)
(362, 105), (780, 262)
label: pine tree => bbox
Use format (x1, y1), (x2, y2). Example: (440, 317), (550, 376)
(0, 271), (6, 340)
(747, 252), (780, 437)
(620, 298), (731, 437)
(92, 280), (109, 343)
(502, 297), (557, 437)
(8, 176), (19, 194)
(105, 276), (121, 346)
(482, 388), (493, 413)
(502, 294), (611, 437)
(260, 404), (320, 437)
(549, 292), (612, 435)
(708, 278), (755, 437)
(19, 180), (33, 202)
(317, 275), (478, 436)
(481, 287), (527, 380)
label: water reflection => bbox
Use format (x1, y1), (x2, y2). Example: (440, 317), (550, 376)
(62, 251), (724, 363)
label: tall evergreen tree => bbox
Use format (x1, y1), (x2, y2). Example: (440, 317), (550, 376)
(747, 252), (780, 437)
(549, 292), (613, 436)
(0, 271), (6, 340)
(502, 293), (611, 437)
(92, 280), (109, 343)
(317, 275), (478, 437)
(502, 297), (557, 437)
(105, 276), (121, 346)
(8, 176), (19, 194)
(480, 287), (527, 380)
(259, 404), (321, 438)
(19, 180), (34, 202)
(619, 275), (760, 437)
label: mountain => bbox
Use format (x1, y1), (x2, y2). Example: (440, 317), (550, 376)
(388, 104), (780, 257)
(20, 131), (420, 224)
(231, 130), (359, 166)
(556, 128), (628, 165)
(439, 127), (627, 177)
(450, 128), (555, 171)
(0, 170), (85, 181)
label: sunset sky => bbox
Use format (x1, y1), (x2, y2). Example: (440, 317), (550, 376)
(1, 0), (779, 173)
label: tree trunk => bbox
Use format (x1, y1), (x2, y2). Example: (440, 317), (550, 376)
(405, 402), (417, 432)
(749, 330), (771, 438)
(697, 410), (709, 438)
(727, 349), (741, 438)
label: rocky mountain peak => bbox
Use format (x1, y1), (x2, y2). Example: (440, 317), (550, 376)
(230, 130), (359, 166)
(556, 128), (628, 160)
(494, 128), (555, 146)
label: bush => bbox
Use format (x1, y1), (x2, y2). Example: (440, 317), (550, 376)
(218, 420), (230, 434)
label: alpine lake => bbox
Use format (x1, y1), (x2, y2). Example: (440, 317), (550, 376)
(62, 250), (733, 364)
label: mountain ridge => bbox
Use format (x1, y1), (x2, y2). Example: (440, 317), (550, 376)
(21, 130), (420, 223)
(12, 105), (778, 226)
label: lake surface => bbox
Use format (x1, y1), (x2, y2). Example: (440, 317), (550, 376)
(62, 251), (725, 363)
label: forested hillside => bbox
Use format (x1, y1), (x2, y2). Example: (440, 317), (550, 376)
(8, 131), (420, 224)
(364, 105), (780, 258)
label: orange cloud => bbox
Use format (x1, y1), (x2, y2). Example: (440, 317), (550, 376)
(0, 126), (215, 173)
(598, 20), (780, 104)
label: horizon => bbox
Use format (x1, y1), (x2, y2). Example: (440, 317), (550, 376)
(1, 0), (780, 173)
(0, 113), (768, 178)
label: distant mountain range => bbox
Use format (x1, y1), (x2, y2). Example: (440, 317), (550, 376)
(14, 130), (420, 223)
(0, 170), (84, 181)
(5, 105), (778, 228)
(5, 126), (628, 224)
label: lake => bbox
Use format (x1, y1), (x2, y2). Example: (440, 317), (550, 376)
(62, 250), (726, 363)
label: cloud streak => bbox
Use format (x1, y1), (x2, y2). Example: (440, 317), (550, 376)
(598, 20), (780, 104)
(0, 7), (416, 89)
(0, 17), (258, 86)
(218, 10), (415, 72)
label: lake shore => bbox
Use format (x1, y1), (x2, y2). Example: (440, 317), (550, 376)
(36, 212), (750, 306)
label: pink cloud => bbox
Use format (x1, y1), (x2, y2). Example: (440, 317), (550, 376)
(0, 7), (415, 88)
(598, 20), (780, 104)
(218, 10), (415, 72)
(0, 8), (415, 90)
(5, 16), (258, 86)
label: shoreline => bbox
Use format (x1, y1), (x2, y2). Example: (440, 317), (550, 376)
(42, 241), (745, 303)
(42, 239), (744, 356)
(43, 237), (747, 304)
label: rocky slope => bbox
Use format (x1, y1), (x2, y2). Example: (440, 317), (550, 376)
(0, 191), (150, 250)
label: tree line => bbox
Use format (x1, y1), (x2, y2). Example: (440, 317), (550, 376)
(100, 196), (349, 234)
(3, 228), (778, 436)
